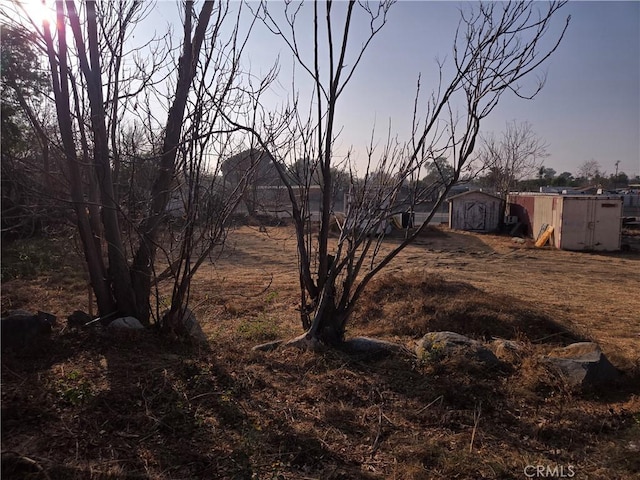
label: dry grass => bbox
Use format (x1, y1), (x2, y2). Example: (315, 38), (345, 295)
(2, 225), (639, 479)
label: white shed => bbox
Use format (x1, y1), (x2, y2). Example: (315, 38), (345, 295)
(508, 193), (623, 251)
(448, 191), (504, 233)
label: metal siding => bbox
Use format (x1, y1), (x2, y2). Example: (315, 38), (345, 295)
(559, 197), (622, 250)
(532, 196), (555, 240)
(507, 194), (535, 236)
(559, 197), (589, 250)
(507, 194), (622, 250)
(592, 199), (622, 250)
(551, 196), (564, 248)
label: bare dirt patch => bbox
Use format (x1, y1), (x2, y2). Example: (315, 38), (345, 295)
(2, 225), (639, 479)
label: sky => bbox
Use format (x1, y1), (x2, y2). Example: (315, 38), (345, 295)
(18, 0), (639, 179)
(233, 0), (638, 179)
(339, 1), (640, 178)
(210, 0), (639, 179)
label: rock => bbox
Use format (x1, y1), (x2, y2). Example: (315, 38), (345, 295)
(1, 310), (57, 349)
(492, 339), (525, 360)
(107, 316), (145, 331)
(67, 310), (93, 328)
(161, 308), (208, 345)
(542, 342), (620, 388)
(416, 331), (498, 365)
(512, 237), (526, 244)
(182, 310), (208, 345)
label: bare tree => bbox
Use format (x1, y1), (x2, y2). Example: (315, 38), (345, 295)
(227, 0), (570, 350)
(3, 0), (271, 331)
(474, 120), (549, 200)
(576, 159), (602, 184)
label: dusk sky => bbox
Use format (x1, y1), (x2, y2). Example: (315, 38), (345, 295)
(119, 1), (640, 179)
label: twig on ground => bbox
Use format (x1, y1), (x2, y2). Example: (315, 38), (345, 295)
(416, 395), (444, 414)
(470, 400), (482, 453)
(370, 405), (384, 458)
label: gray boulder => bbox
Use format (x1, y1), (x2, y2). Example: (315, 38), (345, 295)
(161, 308), (208, 345)
(542, 342), (620, 388)
(416, 331), (498, 365)
(181, 309), (208, 345)
(492, 338), (525, 360)
(107, 316), (145, 331)
(1, 310), (57, 349)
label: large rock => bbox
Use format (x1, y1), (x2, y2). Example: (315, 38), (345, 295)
(67, 310), (93, 328)
(416, 331), (498, 365)
(181, 309), (208, 345)
(1, 310), (57, 349)
(492, 338), (525, 361)
(542, 342), (620, 388)
(161, 308), (208, 345)
(107, 316), (145, 331)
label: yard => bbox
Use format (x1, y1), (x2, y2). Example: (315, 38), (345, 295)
(2, 225), (639, 479)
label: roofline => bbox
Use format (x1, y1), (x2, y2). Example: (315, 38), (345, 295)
(447, 190), (504, 202)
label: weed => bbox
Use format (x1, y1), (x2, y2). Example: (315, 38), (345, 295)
(55, 370), (93, 406)
(264, 290), (279, 304)
(416, 337), (447, 364)
(1, 239), (65, 280)
(236, 314), (281, 341)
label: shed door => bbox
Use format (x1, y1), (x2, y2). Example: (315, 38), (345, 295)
(561, 198), (621, 250)
(463, 201), (486, 230)
(592, 200), (622, 250)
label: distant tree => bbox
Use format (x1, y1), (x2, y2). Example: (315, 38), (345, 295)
(542, 167), (557, 182)
(475, 120), (549, 201)
(552, 171), (574, 187)
(610, 171), (629, 188)
(576, 160), (602, 184)
(221, 149), (278, 217)
(422, 157), (455, 186)
(516, 178), (541, 192)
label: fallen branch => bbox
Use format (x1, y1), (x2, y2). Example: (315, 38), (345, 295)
(469, 401), (482, 453)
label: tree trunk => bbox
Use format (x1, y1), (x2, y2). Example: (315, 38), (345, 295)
(306, 277), (346, 346)
(68, 0), (138, 317)
(130, 0), (214, 324)
(44, 2), (116, 317)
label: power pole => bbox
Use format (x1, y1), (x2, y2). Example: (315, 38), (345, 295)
(614, 160), (620, 189)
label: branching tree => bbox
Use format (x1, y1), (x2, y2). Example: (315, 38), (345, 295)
(474, 120), (549, 201)
(576, 159), (602, 184)
(231, 0), (570, 350)
(3, 0), (272, 332)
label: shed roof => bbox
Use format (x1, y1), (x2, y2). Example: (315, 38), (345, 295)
(508, 192), (622, 201)
(447, 190), (503, 202)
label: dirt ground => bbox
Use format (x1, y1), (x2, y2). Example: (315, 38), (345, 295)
(2, 225), (639, 479)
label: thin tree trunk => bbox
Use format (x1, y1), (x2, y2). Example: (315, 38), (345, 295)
(68, 0), (138, 317)
(131, 0), (215, 324)
(44, 2), (115, 316)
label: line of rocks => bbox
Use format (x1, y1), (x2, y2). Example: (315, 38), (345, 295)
(415, 331), (620, 389)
